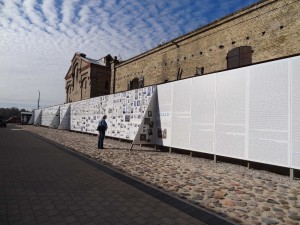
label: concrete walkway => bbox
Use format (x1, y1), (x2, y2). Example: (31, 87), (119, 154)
(0, 126), (233, 225)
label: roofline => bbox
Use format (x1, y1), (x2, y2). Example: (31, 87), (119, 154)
(116, 0), (275, 68)
(65, 53), (111, 80)
(112, 53), (300, 95)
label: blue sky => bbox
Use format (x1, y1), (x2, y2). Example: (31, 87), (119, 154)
(0, 0), (259, 110)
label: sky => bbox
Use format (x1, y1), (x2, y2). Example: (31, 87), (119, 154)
(0, 0), (259, 110)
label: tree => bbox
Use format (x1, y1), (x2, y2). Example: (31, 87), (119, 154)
(0, 107), (29, 120)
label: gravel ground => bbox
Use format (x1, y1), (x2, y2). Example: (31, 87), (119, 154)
(17, 125), (300, 225)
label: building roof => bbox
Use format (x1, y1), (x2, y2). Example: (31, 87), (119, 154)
(74, 52), (112, 66)
(65, 53), (112, 80)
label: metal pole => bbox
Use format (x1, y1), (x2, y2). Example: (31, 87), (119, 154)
(290, 168), (294, 180)
(38, 90), (40, 109)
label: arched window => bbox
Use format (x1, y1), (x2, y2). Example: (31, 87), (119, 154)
(227, 46), (252, 69)
(85, 80), (87, 89)
(74, 63), (79, 81)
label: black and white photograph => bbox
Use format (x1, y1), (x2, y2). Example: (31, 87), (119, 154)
(144, 118), (150, 125)
(140, 134), (147, 141)
(149, 121), (154, 128)
(157, 128), (167, 139)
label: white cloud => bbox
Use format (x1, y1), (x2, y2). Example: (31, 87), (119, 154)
(0, 0), (259, 109)
(41, 0), (59, 28)
(22, 0), (44, 27)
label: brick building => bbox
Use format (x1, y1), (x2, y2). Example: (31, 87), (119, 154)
(65, 53), (112, 103)
(110, 0), (300, 93)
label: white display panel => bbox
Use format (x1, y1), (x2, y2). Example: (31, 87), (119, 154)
(248, 59), (289, 167)
(106, 87), (154, 140)
(155, 83), (173, 146)
(58, 104), (71, 130)
(215, 69), (247, 159)
(133, 88), (156, 144)
(70, 97), (102, 134)
(59, 104), (70, 123)
(190, 75), (216, 153)
(291, 56), (300, 169)
(41, 106), (60, 127)
(49, 106), (60, 129)
(171, 79), (192, 150)
(34, 109), (42, 125)
(69, 87), (155, 140)
(27, 114), (34, 125)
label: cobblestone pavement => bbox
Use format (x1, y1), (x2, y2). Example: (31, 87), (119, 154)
(15, 125), (300, 225)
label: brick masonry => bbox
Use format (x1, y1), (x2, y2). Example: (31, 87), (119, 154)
(111, 0), (300, 93)
(65, 53), (111, 103)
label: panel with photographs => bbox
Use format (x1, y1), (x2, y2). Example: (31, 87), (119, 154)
(106, 86), (154, 140)
(133, 87), (156, 145)
(69, 86), (155, 140)
(41, 106), (60, 127)
(70, 96), (109, 134)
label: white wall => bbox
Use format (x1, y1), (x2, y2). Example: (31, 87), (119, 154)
(37, 55), (300, 170)
(41, 106), (60, 127)
(154, 55), (300, 170)
(33, 109), (42, 125)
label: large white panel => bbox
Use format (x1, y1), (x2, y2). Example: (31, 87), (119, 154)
(249, 139), (288, 165)
(190, 75), (216, 153)
(70, 97), (102, 134)
(58, 104), (71, 130)
(291, 56), (300, 169)
(60, 103), (71, 123)
(155, 83), (173, 146)
(33, 109), (42, 125)
(49, 107), (60, 128)
(41, 106), (59, 127)
(107, 86), (155, 140)
(69, 86), (155, 140)
(171, 79), (192, 149)
(215, 69), (247, 159)
(133, 88), (156, 144)
(27, 114), (34, 125)
(248, 59), (289, 166)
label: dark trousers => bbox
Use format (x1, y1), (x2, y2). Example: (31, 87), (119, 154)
(98, 131), (105, 149)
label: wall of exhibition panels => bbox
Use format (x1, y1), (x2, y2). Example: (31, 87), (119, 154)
(33, 55), (300, 169)
(69, 87), (154, 140)
(34, 87), (155, 143)
(155, 55), (300, 170)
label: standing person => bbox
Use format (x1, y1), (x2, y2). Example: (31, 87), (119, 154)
(97, 115), (108, 149)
